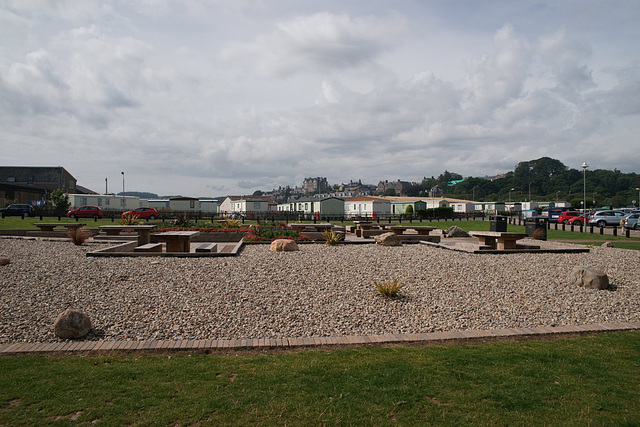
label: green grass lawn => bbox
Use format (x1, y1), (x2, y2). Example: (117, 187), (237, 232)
(1, 332), (638, 425)
(2, 217), (639, 249)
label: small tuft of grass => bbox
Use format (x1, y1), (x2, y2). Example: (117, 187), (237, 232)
(373, 278), (405, 298)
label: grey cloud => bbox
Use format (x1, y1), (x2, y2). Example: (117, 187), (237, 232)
(221, 11), (406, 77)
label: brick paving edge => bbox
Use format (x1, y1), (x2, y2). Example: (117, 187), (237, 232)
(1, 322), (639, 356)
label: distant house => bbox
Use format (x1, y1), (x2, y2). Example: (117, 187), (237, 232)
(169, 197), (200, 213)
(219, 196), (276, 217)
(68, 194), (145, 211)
(344, 196), (390, 218)
(290, 197), (345, 218)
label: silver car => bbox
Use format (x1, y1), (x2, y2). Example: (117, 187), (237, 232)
(588, 210), (626, 228)
(622, 212), (640, 230)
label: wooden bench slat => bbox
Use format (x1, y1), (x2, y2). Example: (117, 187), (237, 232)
(134, 243), (163, 253)
(195, 243), (217, 253)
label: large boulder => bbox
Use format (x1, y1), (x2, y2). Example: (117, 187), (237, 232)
(270, 239), (299, 252)
(570, 267), (610, 290)
(0, 257), (9, 266)
(374, 232), (402, 246)
(54, 308), (92, 339)
(445, 226), (470, 238)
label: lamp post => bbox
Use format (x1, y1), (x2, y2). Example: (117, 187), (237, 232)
(105, 178), (108, 195)
(528, 181), (534, 203)
(121, 171), (125, 209)
(509, 188), (514, 203)
(582, 162), (588, 231)
(636, 187), (640, 208)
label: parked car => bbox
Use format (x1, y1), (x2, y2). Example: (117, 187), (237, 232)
(567, 214), (589, 226)
(622, 212), (640, 230)
(542, 207), (573, 222)
(555, 210), (582, 224)
(122, 207), (159, 220)
(588, 210), (626, 228)
(0, 203), (34, 217)
(67, 205), (103, 219)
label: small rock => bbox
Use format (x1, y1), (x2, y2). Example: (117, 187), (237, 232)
(54, 308), (92, 339)
(0, 257), (9, 266)
(601, 241), (614, 248)
(445, 226), (470, 238)
(570, 266), (610, 290)
(270, 239), (298, 252)
(374, 232), (402, 246)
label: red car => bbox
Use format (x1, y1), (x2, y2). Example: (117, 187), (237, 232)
(67, 205), (103, 219)
(556, 211), (582, 224)
(567, 214), (589, 226)
(122, 207), (159, 220)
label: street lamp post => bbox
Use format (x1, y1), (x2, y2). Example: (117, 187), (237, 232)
(121, 171), (125, 209)
(105, 178), (108, 195)
(582, 162), (588, 231)
(509, 188), (514, 203)
(528, 181), (535, 204)
(636, 187), (640, 208)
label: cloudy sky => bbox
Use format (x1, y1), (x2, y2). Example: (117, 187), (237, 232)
(1, 1), (639, 197)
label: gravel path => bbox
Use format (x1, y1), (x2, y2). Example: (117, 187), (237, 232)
(1, 237), (639, 343)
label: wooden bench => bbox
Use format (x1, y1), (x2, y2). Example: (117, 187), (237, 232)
(134, 243), (163, 253)
(195, 243), (217, 253)
(469, 231), (529, 250)
(388, 226), (436, 235)
(98, 225), (156, 245)
(34, 223), (86, 232)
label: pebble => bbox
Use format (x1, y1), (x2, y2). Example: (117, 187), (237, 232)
(0, 237), (638, 343)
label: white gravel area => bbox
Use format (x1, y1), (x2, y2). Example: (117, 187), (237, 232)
(1, 237), (639, 343)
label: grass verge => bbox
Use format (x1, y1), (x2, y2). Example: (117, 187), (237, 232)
(1, 331), (639, 425)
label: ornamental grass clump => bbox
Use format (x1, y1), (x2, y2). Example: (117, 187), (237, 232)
(373, 278), (405, 298)
(322, 229), (344, 246)
(68, 228), (91, 246)
(119, 213), (140, 226)
(222, 218), (242, 228)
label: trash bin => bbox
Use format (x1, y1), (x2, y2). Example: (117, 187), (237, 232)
(525, 217), (547, 240)
(490, 215), (507, 232)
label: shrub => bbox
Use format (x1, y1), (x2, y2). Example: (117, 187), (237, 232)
(68, 228), (91, 246)
(373, 278), (405, 298)
(119, 213), (140, 226)
(322, 229), (344, 246)
(222, 218), (242, 229)
(172, 214), (193, 227)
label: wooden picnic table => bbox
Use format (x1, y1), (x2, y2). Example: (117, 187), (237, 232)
(155, 231), (200, 253)
(98, 225), (157, 245)
(34, 223), (86, 232)
(469, 231), (529, 250)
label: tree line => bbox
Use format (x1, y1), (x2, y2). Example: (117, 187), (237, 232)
(405, 157), (640, 209)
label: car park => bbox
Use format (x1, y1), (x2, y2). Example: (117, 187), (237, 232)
(122, 207), (159, 220)
(67, 205), (103, 219)
(622, 212), (640, 230)
(588, 210), (626, 228)
(556, 210), (582, 224)
(0, 204), (34, 217)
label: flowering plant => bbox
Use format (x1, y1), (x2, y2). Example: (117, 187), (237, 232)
(242, 226), (312, 243)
